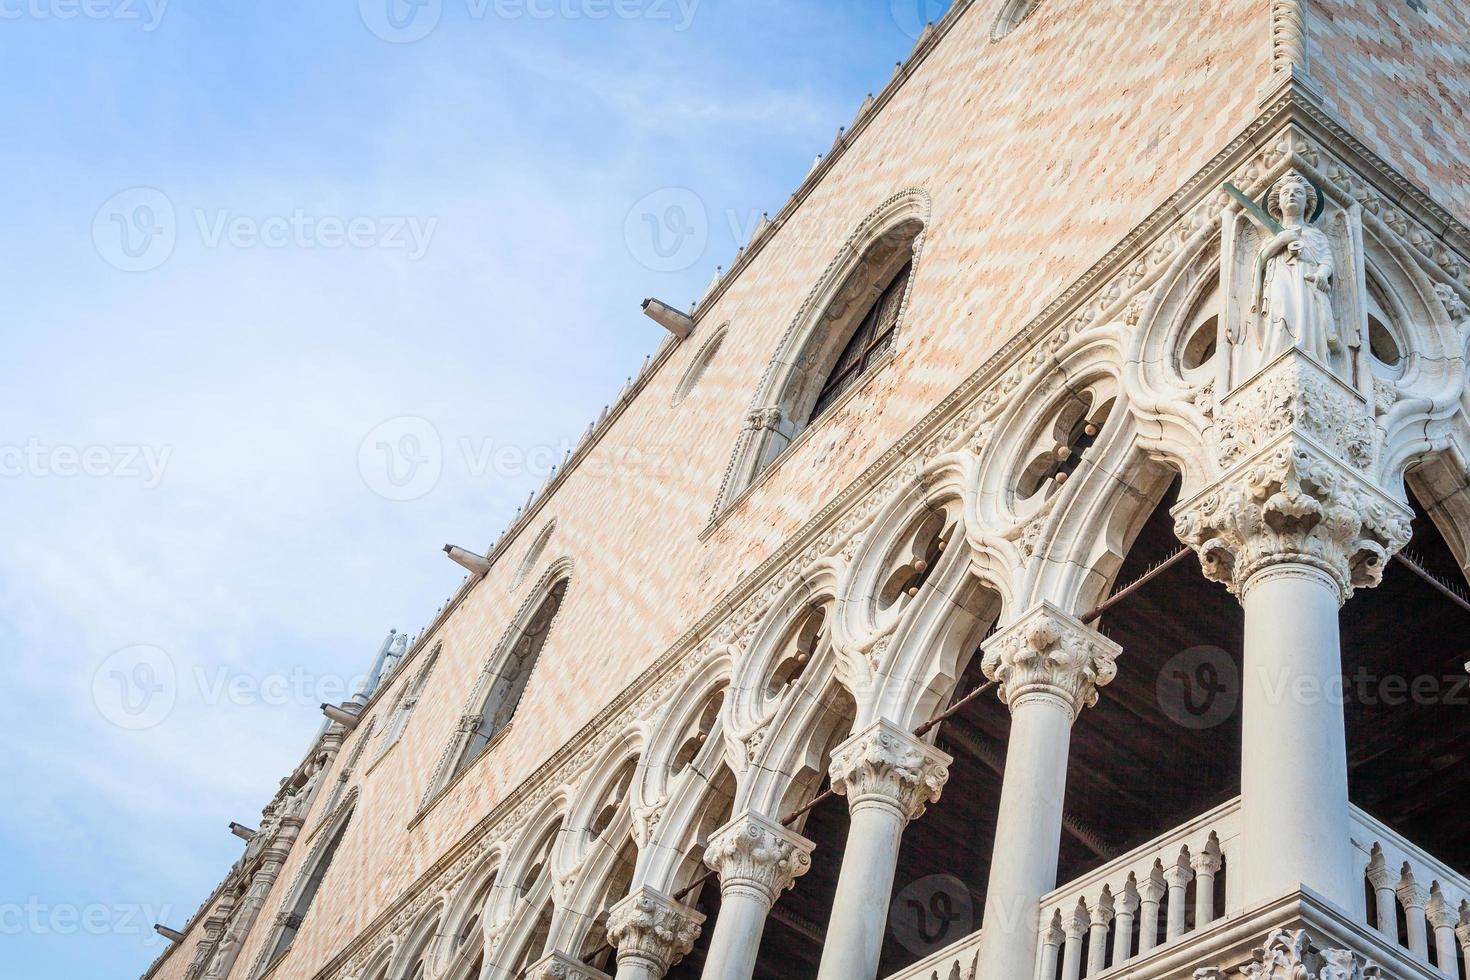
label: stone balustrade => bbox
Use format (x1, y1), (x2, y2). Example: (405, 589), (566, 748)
(1034, 798), (1240, 980)
(878, 927), (981, 980)
(1352, 807), (1470, 979)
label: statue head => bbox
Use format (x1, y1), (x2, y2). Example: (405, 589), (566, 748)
(1267, 172), (1319, 224)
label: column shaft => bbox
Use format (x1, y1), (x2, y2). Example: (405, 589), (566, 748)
(1239, 565), (1356, 908)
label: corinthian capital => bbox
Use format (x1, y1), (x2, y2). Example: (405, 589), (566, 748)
(524, 952), (612, 980)
(828, 719), (951, 823)
(1174, 355), (1411, 603)
(703, 810), (813, 908)
(980, 603), (1120, 718)
(605, 886), (704, 976)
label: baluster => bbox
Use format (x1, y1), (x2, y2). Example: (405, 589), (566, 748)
(1086, 888), (1114, 977)
(1191, 836), (1223, 928)
(1036, 910), (1063, 980)
(1398, 866), (1431, 962)
(1061, 900), (1088, 980)
(1367, 844), (1399, 941)
(1163, 852), (1195, 942)
(1112, 879), (1140, 968)
(1137, 865), (1167, 954)
(1426, 885), (1459, 977)
(1456, 908), (1470, 980)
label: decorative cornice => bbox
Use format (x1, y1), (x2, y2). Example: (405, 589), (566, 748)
(980, 603), (1120, 718)
(827, 719), (951, 823)
(605, 886), (704, 976)
(703, 811), (814, 909)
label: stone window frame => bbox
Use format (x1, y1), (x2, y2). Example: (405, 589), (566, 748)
(419, 560), (575, 814)
(250, 793), (358, 980)
(707, 188), (931, 529)
(368, 645), (442, 771)
(671, 323), (729, 407)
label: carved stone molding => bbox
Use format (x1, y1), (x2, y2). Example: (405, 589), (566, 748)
(1215, 355), (1374, 473)
(980, 602), (1120, 719)
(1269, 0), (1306, 75)
(1235, 927), (1382, 979)
(524, 951), (613, 980)
(703, 811), (814, 908)
(828, 718), (951, 823)
(605, 886), (704, 976)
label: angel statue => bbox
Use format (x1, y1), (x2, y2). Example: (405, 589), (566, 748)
(1247, 171), (1339, 363)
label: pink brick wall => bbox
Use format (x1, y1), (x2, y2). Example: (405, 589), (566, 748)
(157, 2), (1287, 976)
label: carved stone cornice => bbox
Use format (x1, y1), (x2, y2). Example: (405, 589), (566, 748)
(703, 811), (814, 908)
(1175, 354), (1412, 603)
(980, 603), (1120, 719)
(524, 952), (612, 980)
(605, 886), (704, 976)
(827, 719), (951, 823)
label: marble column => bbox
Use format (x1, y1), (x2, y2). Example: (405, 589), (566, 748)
(1173, 351), (1413, 913)
(606, 886), (704, 980)
(971, 603), (1120, 980)
(699, 811), (813, 980)
(814, 719), (951, 980)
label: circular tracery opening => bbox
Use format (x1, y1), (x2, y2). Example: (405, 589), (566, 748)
(1365, 278), (1406, 378)
(1016, 394), (1116, 502)
(991, 0), (1043, 40)
(763, 607), (826, 702)
(671, 689), (725, 778)
(589, 758), (637, 839)
(877, 508), (955, 611)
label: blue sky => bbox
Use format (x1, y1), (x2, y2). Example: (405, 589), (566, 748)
(0, 0), (950, 975)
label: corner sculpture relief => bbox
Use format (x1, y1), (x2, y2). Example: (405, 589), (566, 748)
(1249, 172), (1341, 366)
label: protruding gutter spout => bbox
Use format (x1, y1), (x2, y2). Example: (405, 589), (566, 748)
(444, 544), (491, 576)
(642, 298), (695, 339)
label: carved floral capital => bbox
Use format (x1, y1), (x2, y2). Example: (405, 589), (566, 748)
(605, 886), (704, 975)
(703, 811), (813, 908)
(1175, 355), (1411, 603)
(980, 603), (1120, 718)
(828, 719), (951, 822)
(524, 952), (613, 980)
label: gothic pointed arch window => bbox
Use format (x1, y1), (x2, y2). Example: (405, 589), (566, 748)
(453, 577), (568, 777)
(808, 260), (910, 421)
(715, 191), (927, 516)
(259, 804), (355, 974)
